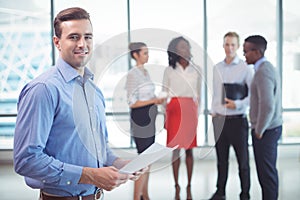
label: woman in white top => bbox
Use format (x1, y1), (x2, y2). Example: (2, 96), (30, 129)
(162, 36), (202, 200)
(125, 42), (165, 200)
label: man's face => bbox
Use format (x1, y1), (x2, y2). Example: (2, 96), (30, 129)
(223, 36), (239, 59)
(53, 19), (93, 70)
(243, 41), (258, 65)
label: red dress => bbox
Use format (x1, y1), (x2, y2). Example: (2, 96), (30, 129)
(165, 97), (198, 149)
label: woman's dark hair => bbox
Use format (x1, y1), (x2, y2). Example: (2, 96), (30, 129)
(128, 42), (147, 60)
(167, 36), (190, 69)
(54, 7), (91, 38)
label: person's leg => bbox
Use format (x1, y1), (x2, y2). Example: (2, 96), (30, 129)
(134, 173), (146, 200)
(231, 118), (250, 200)
(172, 149), (181, 200)
(138, 137), (155, 200)
(141, 167), (151, 200)
(185, 149), (194, 199)
(252, 126), (282, 200)
(215, 138), (230, 196)
(133, 135), (155, 200)
(213, 117), (230, 196)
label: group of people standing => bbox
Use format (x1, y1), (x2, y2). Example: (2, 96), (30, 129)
(125, 32), (282, 200)
(13, 7), (282, 200)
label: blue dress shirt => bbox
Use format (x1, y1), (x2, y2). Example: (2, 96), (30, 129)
(13, 57), (117, 196)
(254, 56), (267, 71)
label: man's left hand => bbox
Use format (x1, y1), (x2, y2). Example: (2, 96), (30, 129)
(224, 98), (236, 109)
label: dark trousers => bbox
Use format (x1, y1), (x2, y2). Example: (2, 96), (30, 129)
(251, 126), (282, 200)
(212, 116), (250, 196)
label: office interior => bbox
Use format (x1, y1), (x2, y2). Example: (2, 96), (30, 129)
(0, 0), (299, 199)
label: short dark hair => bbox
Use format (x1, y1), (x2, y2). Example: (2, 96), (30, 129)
(54, 7), (91, 38)
(128, 42), (147, 60)
(167, 36), (190, 69)
(244, 35), (267, 55)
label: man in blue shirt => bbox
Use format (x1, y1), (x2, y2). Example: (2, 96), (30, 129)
(14, 7), (142, 199)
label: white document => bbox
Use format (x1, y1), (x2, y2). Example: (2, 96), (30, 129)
(119, 142), (178, 174)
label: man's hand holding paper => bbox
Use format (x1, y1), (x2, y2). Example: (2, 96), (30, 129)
(119, 143), (178, 174)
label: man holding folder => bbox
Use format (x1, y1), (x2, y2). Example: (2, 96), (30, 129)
(209, 32), (254, 200)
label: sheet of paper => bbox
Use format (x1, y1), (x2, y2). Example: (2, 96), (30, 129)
(119, 142), (178, 174)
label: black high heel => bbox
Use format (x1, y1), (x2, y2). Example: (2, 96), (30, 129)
(140, 195), (144, 200)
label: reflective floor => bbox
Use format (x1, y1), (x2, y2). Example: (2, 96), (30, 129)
(1, 145), (299, 200)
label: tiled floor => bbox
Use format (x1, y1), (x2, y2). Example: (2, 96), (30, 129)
(0, 145), (299, 200)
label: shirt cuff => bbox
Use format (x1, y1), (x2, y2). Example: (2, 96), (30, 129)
(128, 97), (137, 106)
(234, 100), (243, 110)
(59, 163), (83, 186)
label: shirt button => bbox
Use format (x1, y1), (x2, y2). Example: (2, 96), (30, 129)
(42, 180), (46, 183)
(67, 181), (71, 185)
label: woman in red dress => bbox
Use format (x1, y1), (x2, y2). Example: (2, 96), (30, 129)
(162, 36), (202, 200)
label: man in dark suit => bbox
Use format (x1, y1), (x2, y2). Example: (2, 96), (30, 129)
(243, 35), (283, 200)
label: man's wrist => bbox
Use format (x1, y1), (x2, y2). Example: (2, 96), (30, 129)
(79, 167), (94, 184)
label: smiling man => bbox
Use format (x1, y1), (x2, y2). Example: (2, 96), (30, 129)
(209, 31), (254, 200)
(13, 7), (144, 200)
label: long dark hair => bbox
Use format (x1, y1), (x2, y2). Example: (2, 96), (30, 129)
(167, 36), (190, 69)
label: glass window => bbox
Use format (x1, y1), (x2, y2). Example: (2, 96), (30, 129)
(130, 0), (205, 146)
(282, 0), (300, 109)
(282, 0), (300, 140)
(207, 0), (277, 63)
(206, 0), (277, 145)
(282, 112), (300, 143)
(0, 0), (52, 149)
(1, 1), (299, 150)
(130, 0), (203, 43)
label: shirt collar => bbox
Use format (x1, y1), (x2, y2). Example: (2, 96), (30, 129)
(254, 56), (267, 71)
(83, 67), (94, 82)
(56, 57), (94, 82)
(222, 55), (240, 66)
(176, 62), (191, 71)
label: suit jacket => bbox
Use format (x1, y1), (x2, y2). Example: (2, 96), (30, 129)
(249, 61), (283, 135)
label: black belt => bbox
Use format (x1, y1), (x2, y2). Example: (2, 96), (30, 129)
(215, 114), (246, 119)
(40, 188), (103, 200)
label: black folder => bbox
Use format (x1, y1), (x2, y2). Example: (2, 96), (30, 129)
(222, 83), (248, 104)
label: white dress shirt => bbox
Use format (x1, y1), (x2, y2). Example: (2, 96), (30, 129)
(162, 62), (201, 99)
(125, 66), (155, 106)
(211, 56), (254, 116)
